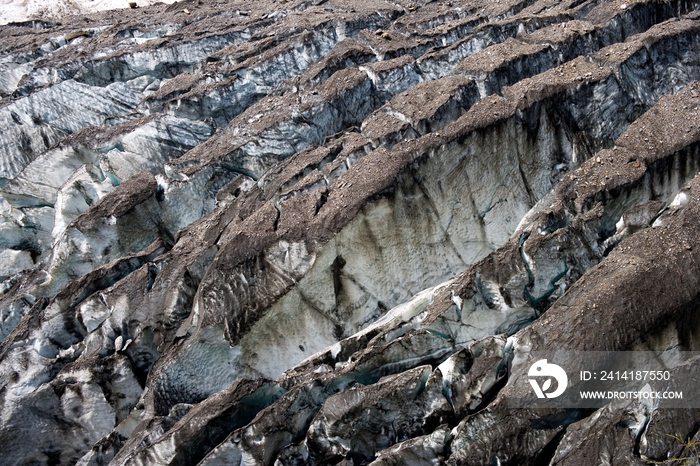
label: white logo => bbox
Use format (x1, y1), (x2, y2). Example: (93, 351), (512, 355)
(528, 359), (568, 398)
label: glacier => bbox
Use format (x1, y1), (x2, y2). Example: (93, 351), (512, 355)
(1, 0), (700, 464)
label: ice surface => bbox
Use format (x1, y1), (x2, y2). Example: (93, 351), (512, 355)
(0, 0), (178, 26)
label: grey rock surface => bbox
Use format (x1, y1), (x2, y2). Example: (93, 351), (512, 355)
(2, 0), (700, 464)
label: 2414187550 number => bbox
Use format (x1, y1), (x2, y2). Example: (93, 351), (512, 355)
(598, 370), (671, 381)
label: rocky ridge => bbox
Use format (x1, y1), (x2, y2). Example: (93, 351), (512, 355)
(1, 0), (700, 464)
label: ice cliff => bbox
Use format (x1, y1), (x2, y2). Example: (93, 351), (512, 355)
(1, 0), (700, 464)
